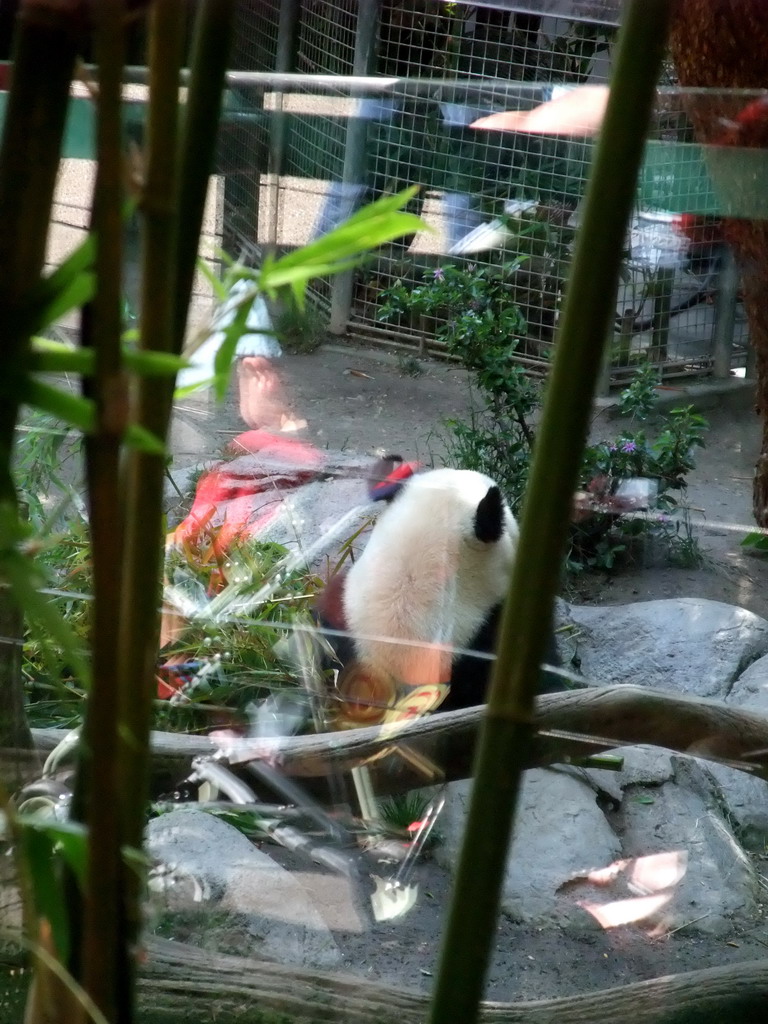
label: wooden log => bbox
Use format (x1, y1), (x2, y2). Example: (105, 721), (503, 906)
(137, 937), (768, 1024)
(31, 685), (768, 796)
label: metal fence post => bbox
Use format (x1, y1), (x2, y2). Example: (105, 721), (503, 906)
(329, 0), (380, 335)
(264, 0), (301, 256)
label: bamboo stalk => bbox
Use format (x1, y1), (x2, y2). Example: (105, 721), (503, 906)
(0, 5), (84, 1022)
(172, 0), (237, 352)
(114, 6), (234, 1021)
(73, 4), (130, 1019)
(0, 0), (80, 502)
(427, 5), (674, 1023)
(113, 4), (186, 1022)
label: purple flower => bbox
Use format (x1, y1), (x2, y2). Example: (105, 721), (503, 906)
(432, 267), (445, 281)
(621, 440), (637, 454)
(607, 443), (618, 453)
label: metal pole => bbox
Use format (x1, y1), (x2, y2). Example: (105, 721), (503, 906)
(265, 0), (301, 256)
(329, 0), (380, 335)
(712, 245), (739, 379)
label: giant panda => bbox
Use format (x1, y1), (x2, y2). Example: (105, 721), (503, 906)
(315, 455), (563, 717)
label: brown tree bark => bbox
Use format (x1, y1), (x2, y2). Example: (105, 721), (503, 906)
(668, 0), (768, 524)
(31, 684), (768, 795)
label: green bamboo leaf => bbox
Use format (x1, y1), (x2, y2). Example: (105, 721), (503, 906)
(196, 256), (229, 302)
(261, 207), (424, 284)
(18, 819), (89, 888)
(2, 547), (90, 688)
(124, 423), (166, 455)
(260, 257), (361, 300)
(29, 339), (190, 378)
(29, 271), (96, 334)
(258, 188), (425, 291)
(173, 378), (214, 399)
(123, 349), (190, 376)
(21, 378), (95, 433)
(27, 235), (97, 333)
(212, 288), (253, 401)
(741, 530), (768, 552)
(29, 340), (94, 375)
(213, 246), (235, 269)
(19, 825), (72, 962)
(341, 186), (420, 222)
(33, 234), (96, 307)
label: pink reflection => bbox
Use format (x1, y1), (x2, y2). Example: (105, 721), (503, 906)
(583, 893), (673, 930)
(472, 85), (609, 137)
(237, 355), (307, 433)
(575, 851), (688, 930)
(168, 430), (324, 554)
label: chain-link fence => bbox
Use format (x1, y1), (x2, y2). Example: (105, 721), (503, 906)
(218, 0), (749, 388)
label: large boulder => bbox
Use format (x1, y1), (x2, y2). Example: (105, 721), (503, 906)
(435, 756), (759, 936)
(559, 598), (768, 698)
(613, 757), (758, 935)
(727, 651), (768, 712)
(434, 769), (622, 929)
(145, 808), (344, 968)
(704, 761), (768, 851)
(436, 593), (768, 935)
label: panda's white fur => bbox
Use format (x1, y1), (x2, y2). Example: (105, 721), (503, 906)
(342, 467), (519, 686)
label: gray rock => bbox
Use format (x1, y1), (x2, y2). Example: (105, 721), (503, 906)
(612, 745), (675, 788)
(434, 769), (621, 929)
(560, 598), (768, 698)
(615, 757), (758, 935)
(146, 808), (343, 967)
(727, 652), (768, 712)
(703, 760), (768, 852)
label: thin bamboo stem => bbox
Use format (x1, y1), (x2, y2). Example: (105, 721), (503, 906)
(428, 5), (673, 1023)
(115, 7), (234, 1022)
(77, 2), (127, 1017)
(0, 1), (80, 505)
(172, 0), (237, 352)
(0, 5), (83, 1022)
(114, 4), (185, 1021)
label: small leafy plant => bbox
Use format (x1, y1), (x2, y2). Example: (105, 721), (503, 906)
(573, 366), (708, 570)
(380, 267), (709, 575)
(380, 263), (540, 512)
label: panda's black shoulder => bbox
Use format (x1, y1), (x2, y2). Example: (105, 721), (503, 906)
(441, 605), (500, 711)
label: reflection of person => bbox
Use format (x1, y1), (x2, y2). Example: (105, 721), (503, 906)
(311, 96), (484, 250)
(237, 355), (306, 434)
(179, 280), (306, 433)
(472, 83), (727, 282)
(471, 84), (610, 137)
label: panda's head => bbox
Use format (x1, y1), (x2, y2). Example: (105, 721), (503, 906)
(342, 456), (519, 686)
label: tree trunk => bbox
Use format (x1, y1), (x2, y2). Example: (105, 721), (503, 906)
(668, 0), (768, 524)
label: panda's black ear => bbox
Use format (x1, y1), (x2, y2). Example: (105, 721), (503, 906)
(474, 486), (505, 543)
(368, 454), (419, 502)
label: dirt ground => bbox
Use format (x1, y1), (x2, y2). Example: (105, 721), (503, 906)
(169, 341), (768, 1003)
(328, 858), (768, 1004)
